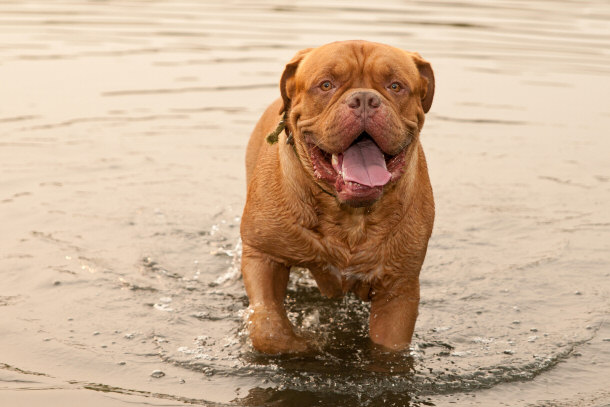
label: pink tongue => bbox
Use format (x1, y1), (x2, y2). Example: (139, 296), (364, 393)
(341, 138), (391, 187)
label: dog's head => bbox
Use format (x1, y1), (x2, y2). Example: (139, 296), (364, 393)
(279, 40), (434, 207)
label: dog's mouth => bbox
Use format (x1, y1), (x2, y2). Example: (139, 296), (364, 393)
(308, 132), (407, 206)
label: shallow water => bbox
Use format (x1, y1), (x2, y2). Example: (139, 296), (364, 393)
(1, 1), (609, 406)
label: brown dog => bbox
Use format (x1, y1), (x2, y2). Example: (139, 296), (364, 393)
(240, 40), (435, 354)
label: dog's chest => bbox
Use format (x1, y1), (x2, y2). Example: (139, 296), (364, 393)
(316, 231), (389, 275)
(292, 205), (408, 282)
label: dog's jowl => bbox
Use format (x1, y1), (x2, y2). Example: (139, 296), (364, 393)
(240, 40), (435, 354)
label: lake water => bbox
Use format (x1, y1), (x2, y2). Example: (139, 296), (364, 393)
(1, 1), (609, 406)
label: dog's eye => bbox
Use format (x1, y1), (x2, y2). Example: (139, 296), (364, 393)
(320, 81), (333, 91)
(389, 82), (401, 92)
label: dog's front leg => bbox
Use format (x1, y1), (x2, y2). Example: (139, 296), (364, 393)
(368, 277), (420, 351)
(241, 244), (308, 354)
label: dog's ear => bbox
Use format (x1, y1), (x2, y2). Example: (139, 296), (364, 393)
(411, 53), (435, 113)
(279, 48), (313, 114)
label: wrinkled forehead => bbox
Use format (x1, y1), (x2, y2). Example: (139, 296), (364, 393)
(296, 41), (419, 87)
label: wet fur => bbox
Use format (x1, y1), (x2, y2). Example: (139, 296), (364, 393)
(240, 40), (435, 353)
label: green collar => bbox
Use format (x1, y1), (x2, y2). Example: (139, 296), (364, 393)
(265, 112), (335, 198)
(265, 112), (293, 145)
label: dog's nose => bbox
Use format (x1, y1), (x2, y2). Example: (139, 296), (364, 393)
(346, 91), (381, 116)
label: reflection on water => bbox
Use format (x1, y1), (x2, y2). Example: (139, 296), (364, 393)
(1, 1), (609, 406)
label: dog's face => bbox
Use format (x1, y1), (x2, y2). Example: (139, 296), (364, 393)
(280, 41), (434, 206)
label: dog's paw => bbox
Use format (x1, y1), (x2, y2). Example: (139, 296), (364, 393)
(251, 331), (309, 354)
(246, 306), (309, 354)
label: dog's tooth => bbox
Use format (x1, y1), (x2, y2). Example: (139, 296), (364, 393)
(331, 153), (342, 175)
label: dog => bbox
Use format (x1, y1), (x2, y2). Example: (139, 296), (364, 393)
(240, 40), (435, 354)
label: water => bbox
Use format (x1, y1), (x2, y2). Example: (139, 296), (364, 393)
(1, 1), (609, 406)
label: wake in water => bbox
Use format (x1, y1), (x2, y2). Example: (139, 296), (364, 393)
(150, 218), (598, 405)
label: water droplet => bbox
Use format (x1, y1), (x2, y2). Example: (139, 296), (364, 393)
(153, 303), (173, 312)
(150, 370), (165, 378)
